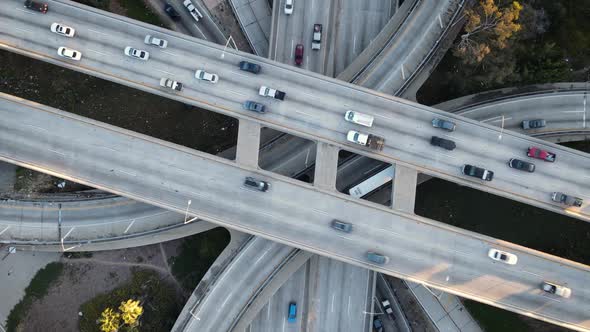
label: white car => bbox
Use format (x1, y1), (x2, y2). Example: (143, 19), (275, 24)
(541, 281), (572, 298)
(57, 46), (82, 61)
(144, 35), (167, 48)
(284, 0), (293, 15)
(124, 46), (149, 61)
(344, 110), (374, 127)
(195, 70), (219, 83)
(183, 0), (203, 22)
(487, 248), (518, 265)
(50, 23), (75, 37)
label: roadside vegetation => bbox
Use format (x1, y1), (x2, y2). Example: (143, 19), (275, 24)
(418, 0), (590, 105)
(79, 269), (180, 332)
(170, 227), (231, 291)
(5, 262), (64, 332)
(74, 0), (167, 28)
(416, 1), (590, 330)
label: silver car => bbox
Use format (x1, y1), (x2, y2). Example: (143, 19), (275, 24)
(144, 35), (167, 48)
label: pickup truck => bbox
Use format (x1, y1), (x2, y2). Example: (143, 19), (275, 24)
(259, 86), (286, 100)
(381, 300), (394, 316)
(346, 131), (385, 151)
(183, 0), (203, 22)
(551, 192), (583, 207)
(312, 24), (322, 50)
(462, 164), (494, 181)
(541, 281), (572, 298)
(160, 78), (183, 91)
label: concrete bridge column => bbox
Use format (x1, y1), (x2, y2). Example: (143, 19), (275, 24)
(391, 165), (417, 213)
(236, 120), (261, 168)
(313, 142), (339, 190)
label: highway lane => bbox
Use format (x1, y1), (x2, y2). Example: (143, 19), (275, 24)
(269, 0), (333, 73)
(454, 91), (590, 140)
(345, 0), (463, 94)
(269, 0), (395, 76)
(249, 255), (372, 332)
(307, 256), (372, 332)
(331, 0), (396, 76)
(4, 1), (588, 223)
(176, 237), (299, 332)
(163, 0), (226, 43)
(2, 95), (590, 330)
(248, 262), (307, 332)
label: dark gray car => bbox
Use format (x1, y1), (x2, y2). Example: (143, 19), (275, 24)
(366, 251), (388, 264)
(239, 61), (261, 74)
(330, 219), (352, 233)
(522, 119), (546, 129)
(508, 158), (535, 172)
(244, 177), (269, 192)
(432, 118), (456, 131)
(243, 101), (265, 113)
(164, 3), (181, 21)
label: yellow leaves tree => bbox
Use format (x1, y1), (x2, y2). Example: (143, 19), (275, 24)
(455, 0), (523, 64)
(98, 299), (143, 332)
(99, 308), (121, 332)
(119, 299), (144, 327)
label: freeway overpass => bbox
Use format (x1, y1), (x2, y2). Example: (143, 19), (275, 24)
(2, 0), (589, 222)
(2, 94), (590, 330)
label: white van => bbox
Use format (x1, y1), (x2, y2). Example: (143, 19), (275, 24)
(344, 110), (374, 127)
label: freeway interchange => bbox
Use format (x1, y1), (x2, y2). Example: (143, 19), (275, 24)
(1, 0), (590, 330)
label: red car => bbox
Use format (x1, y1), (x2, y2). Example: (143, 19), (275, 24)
(527, 146), (556, 162)
(294, 44), (304, 66)
(24, 0), (48, 13)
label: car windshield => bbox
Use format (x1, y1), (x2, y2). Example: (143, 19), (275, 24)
(346, 112), (354, 120)
(499, 253), (507, 260)
(353, 133), (359, 140)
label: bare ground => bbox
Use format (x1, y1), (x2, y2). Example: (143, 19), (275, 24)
(19, 240), (187, 332)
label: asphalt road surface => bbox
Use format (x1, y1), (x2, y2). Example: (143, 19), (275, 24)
(3, 0), (588, 222)
(1, 94), (590, 330)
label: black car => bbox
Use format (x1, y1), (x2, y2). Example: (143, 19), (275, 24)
(165, 3), (181, 21)
(243, 101), (265, 113)
(24, 0), (48, 13)
(244, 177), (269, 192)
(462, 164), (494, 181)
(430, 136), (456, 150)
(508, 158), (535, 172)
(239, 61), (261, 74)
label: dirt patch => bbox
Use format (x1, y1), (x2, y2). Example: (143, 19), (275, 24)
(13, 167), (92, 196)
(385, 277), (437, 332)
(208, 0), (253, 53)
(108, 0), (126, 15)
(18, 240), (188, 332)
